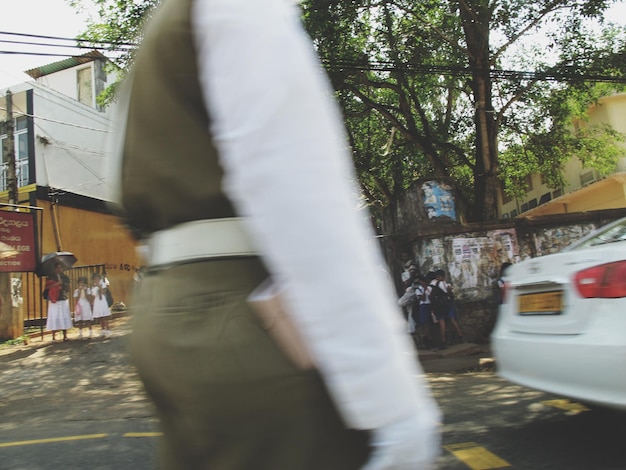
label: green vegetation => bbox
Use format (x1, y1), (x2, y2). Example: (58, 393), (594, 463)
(70, 0), (626, 221)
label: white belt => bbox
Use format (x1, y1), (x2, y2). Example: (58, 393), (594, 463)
(142, 217), (258, 268)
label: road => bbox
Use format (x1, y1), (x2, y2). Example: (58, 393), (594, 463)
(1, 317), (624, 469)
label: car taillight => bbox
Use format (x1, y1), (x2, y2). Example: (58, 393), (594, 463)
(574, 261), (626, 298)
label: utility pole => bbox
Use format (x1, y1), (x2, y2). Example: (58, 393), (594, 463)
(0, 90), (22, 340)
(5, 90), (17, 205)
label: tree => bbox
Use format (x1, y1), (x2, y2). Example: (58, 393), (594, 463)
(303, 0), (626, 221)
(71, 0), (626, 221)
(68, 0), (158, 103)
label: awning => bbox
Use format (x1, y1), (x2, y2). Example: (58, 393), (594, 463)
(518, 172), (626, 217)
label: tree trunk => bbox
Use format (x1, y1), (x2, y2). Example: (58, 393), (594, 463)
(458, 0), (500, 221)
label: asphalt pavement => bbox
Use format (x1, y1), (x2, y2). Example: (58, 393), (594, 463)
(0, 315), (497, 469)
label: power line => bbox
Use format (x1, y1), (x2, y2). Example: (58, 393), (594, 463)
(0, 40), (132, 54)
(0, 31), (136, 47)
(0, 106), (110, 133)
(1, 31), (625, 84)
(321, 59), (626, 84)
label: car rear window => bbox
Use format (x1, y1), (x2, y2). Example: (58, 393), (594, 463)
(571, 218), (626, 250)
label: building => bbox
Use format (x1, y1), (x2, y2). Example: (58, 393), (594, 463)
(498, 93), (626, 218)
(0, 52), (139, 337)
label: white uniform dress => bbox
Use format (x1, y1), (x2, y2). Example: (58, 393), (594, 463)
(73, 288), (93, 322)
(90, 284), (111, 318)
(46, 299), (72, 331)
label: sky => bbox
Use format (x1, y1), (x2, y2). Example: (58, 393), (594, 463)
(0, 0), (95, 88)
(1, 0), (626, 90)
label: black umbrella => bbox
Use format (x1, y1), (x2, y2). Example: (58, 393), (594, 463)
(38, 252), (77, 277)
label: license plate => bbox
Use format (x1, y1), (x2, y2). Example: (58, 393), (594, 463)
(518, 291), (563, 315)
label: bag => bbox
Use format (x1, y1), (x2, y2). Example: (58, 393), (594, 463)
(104, 288), (114, 307)
(43, 288), (49, 300)
(429, 281), (452, 316)
(75, 300), (83, 317)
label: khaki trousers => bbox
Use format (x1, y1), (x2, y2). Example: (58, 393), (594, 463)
(130, 257), (370, 469)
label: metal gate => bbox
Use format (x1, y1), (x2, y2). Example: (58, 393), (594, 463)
(20, 264), (106, 331)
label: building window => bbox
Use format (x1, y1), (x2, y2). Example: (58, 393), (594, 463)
(0, 116), (30, 191)
(580, 170), (596, 187)
(77, 67), (93, 107)
(539, 192), (552, 205)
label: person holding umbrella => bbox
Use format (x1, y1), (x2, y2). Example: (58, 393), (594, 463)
(45, 262), (72, 341)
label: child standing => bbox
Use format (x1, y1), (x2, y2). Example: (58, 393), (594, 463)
(435, 269), (464, 345)
(90, 272), (111, 337)
(415, 274), (433, 349)
(45, 262), (72, 341)
(73, 276), (93, 339)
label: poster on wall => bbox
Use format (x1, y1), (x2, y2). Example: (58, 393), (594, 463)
(0, 211), (37, 272)
(486, 229), (519, 263)
(448, 230), (519, 292)
(421, 181), (457, 221)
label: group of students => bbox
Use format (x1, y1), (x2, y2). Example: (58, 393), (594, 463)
(44, 262), (113, 341)
(399, 261), (464, 350)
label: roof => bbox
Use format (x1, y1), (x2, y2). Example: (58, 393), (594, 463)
(23, 50), (107, 79)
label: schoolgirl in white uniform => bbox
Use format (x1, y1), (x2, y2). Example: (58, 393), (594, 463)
(90, 273), (111, 337)
(73, 276), (93, 339)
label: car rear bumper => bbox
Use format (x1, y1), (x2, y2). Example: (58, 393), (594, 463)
(492, 330), (626, 410)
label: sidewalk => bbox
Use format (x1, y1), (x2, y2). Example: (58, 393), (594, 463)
(417, 342), (495, 373)
(2, 316), (495, 374)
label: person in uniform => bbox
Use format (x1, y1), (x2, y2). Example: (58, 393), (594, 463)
(110, 0), (441, 468)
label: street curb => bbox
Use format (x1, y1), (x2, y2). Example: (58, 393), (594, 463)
(417, 342), (495, 373)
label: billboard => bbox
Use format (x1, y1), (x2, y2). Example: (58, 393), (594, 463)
(0, 211), (37, 272)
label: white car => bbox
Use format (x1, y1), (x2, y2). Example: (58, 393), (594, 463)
(492, 216), (626, 410)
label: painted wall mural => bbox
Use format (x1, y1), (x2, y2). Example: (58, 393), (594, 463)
(421, 181), (457, 221)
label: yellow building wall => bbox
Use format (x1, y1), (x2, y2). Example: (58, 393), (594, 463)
(36, 199), (140, 306)
(499, 93), (626, 218)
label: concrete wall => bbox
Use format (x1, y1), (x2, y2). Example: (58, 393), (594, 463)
(380, 179), (626, 342)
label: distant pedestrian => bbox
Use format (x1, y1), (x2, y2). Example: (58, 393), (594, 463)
(73, 276), (93, 339)
(45, 262), (72, 341)
(427, 271), (448, 349)
(415, 274), (434, 349)
(497, 262), (513, 304)
(435, 269), (464, 344)
(397, 279), (418, 339)
(90, 273), (111, 338)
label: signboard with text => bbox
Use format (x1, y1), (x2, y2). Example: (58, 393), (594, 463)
(0, 211), (36, 272)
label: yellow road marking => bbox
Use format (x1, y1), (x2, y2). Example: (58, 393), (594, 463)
(541, 399), (590, 414)
(0, 434), (108, 448)
(444, 442), (511, 470)
(123, 432), (163, 438)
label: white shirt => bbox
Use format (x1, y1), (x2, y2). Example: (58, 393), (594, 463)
(191, 0), (438, 430)
(415, 284), (428, 305)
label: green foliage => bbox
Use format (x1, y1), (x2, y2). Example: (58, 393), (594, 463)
(0, 335), (28, 347)
(70, 0), (626, 221)
(302, 0), (626, 220)
(69, 0), (160, 103)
